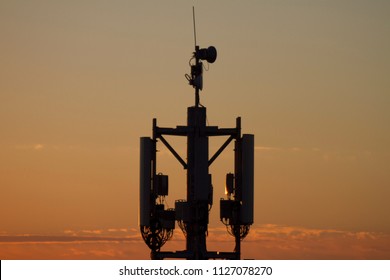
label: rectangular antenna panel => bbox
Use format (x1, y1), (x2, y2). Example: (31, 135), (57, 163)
(139, 137), (152, 226)
(155, 174), (168, 196)
(159, 209), (176, 229)
(175, 200), (189, 222)
(225, 173), (234, 196)
(220, 199), (234, 221)
(240, 134), (254, 224)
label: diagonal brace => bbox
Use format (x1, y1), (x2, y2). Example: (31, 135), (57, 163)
(209, 135), (235, 166)
(158, 135), (187, 169)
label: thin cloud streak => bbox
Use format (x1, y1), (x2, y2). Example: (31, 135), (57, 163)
(0, 235), (138, 244)
(255, 146), (281, 151)
(34, 144), (44, 150)
(241, 225), (390, 259)
(1, 225), (389, 259)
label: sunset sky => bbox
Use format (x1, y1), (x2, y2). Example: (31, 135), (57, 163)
(1, 0), (389, 259)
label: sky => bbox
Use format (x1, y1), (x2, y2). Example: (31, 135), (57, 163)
(0, 0), (389, 259)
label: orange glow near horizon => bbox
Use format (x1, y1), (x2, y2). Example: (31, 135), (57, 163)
(1, 225), (389, 260)
(1, 1), (390, 260)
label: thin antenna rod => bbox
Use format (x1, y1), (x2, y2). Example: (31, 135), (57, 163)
(192, 6), (197, 47)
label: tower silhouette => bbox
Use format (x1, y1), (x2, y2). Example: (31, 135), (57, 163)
(139, 8), (254, 260)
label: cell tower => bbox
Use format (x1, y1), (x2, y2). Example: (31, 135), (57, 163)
(139, 8), (254, 260)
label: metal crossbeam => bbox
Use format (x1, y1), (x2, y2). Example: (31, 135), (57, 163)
(158, 135), (187, 169)
(208, 135), (235, 166)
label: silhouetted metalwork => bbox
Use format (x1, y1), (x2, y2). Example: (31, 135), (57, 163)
(139, 8), (254, 260)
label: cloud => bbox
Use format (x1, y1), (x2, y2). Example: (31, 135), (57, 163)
(34, 144), (44, 150)
(205, 224), (390, 259)
(0, 240), (148, 260)
(255, 146), (303, 152)
(14, 144), (45, 150)
(0, 227), (147, 260)
(13, 144), (82, 152)
(81, 230), (103, 235)
(1, 225), (389, 259)
(107, 228), (128, 233)
(0, 235), (138, 243)
(254, 145), (371, 165)
(255, 146), (281, 151)
(0, 227), (140, 244)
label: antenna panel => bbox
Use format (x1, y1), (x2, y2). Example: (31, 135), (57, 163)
(240, 134), (254, 224)
(225, 173), (234, 196)
(139, 137), (152, 226)
(175, 200), (190, 222)
(220, 199), (234, 222)
(159, 209), (176, 229)
(155, 174), (169, 196)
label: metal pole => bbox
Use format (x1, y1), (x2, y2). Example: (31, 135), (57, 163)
(186, 106), (209, 259)
(234, 117), (242, 259)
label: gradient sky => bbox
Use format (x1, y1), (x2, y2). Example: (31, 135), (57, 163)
(1, 0), (389, 259)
